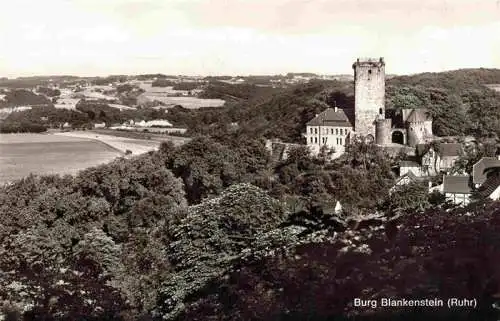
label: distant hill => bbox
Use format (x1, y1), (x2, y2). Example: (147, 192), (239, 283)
(388, 68), (500, 91)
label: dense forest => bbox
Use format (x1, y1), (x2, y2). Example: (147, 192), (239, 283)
(1, 134), (499, 320)
(1, 68), (500, 320)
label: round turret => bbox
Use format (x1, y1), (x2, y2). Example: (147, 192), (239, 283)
(375, 118), (391, 145)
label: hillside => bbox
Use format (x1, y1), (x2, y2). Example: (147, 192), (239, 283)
(388, 68), (500, 91)
(172, 68), (500, 141)
(1, 133), (500, 320)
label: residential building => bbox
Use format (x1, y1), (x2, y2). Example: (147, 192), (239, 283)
(472, 156), (500, 188)
(475, 174), (500, 201)
(411, 143), (463, 176)
(304, 107), (353, 158)
(389, 171), (431, 195)
(442, 175), (473, 206)
(399, 160), (422, 177)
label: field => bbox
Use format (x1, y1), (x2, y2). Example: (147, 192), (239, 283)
(137, 82), (225, 109)
(485, 84), (500, 92)
(52, 131), (162, 154)
(54, 98), (81, 110)
(147, 96), (226, 109)
(0, 133), (122, 185)
(0, 131), (182, 185)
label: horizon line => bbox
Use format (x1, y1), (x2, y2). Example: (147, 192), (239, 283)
(3, 66), (500, 80)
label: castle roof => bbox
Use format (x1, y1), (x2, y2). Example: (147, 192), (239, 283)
(443, 175), (472, 194)
(473, 157), (500, 185)
(307, 107), (353, 127)
(406, 109), (432, 123)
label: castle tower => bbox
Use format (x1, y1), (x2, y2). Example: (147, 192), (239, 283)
(352, 57), (386, 139)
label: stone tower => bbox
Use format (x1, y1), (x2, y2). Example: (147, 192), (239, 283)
(352, 57), (385, 139)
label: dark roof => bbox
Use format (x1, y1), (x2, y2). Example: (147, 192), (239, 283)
(307, 108), (353, 127)
(416, 144), (431, 157)
(443, 175), (472, 194)
(400, 160), (420, 167)
(439, 143), (462, 157)
(476, 175), (500, 198)
(473, 157), (500, 185)
(406, 109), (431, 123)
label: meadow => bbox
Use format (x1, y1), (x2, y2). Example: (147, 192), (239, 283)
(137, 82), (226, 109)
(147, 95), (226, 109)
(0, 133), (123, 185)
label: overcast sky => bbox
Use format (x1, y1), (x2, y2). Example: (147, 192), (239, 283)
(0, 0), (499, 77)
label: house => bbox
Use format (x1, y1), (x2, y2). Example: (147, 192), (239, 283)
(442, 175), (473, 206)
(389, 170), (437, 195)
(416, 144), (439, 176)
(472, 156), (500, 188)
(416, 143), (463, 176)
(475, 174), (500, 201)
(304, 107), (353, 158)
(399, 160), (423, 177)
(390, 171), (425, 194)
(439, 143), (463, 171)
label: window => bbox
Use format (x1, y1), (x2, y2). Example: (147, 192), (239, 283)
(314, 128), (317, 134)
(336, 138), (339, 145)
(379, 108), (383, 115)
(368, 69), (372, 75)
(336, 128), (339, 135)
(314, 137), (317, 144)
(330, 128), (333, 134)
(339, 138), (343, 145)
(310, 128), (313, 134)
(310, 137), (313, 143)
(322, 137), (326, 144)
(340, 128), (343, 135)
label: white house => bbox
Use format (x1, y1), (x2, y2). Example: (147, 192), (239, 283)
(304, 107), (353, 159)
(442, 175), (472, 206)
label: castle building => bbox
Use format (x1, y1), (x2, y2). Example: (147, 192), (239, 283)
(305, 57), (434, 158)
(304, 106), (353, 157)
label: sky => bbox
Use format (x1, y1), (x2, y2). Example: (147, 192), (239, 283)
(0, 0), (499, 77)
